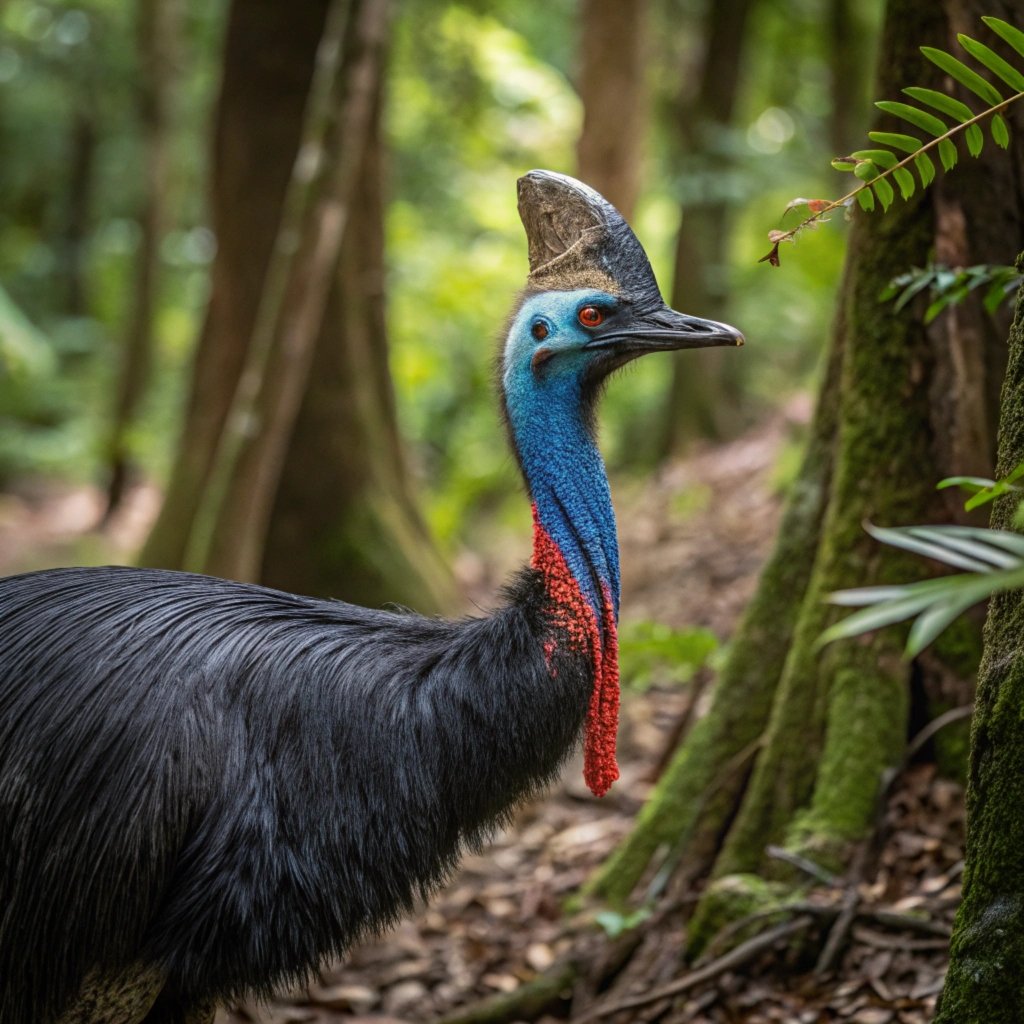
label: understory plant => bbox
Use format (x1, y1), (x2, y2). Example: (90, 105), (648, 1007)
(762, 16), (1024, 266)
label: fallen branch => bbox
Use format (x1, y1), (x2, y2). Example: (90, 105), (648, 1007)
(435, 959), (579, 1024)
(578, 916), (814, 1021)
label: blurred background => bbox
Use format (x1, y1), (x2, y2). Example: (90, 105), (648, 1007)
(0, 0), (882, 604)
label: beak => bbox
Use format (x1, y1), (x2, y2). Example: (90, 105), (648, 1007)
(582, 305), (745, 356)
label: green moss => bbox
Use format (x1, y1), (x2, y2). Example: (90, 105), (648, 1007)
(686, 874), (792, 958)
(936, 269), (1024, 1024)
(786, 662), (907, 872)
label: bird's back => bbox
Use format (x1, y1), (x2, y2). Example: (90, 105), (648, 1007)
(0, 564), (587, 1021)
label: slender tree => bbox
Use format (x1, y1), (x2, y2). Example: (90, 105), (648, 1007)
(588, 0), (1024, 921)
(575, 0), (648, 221)
(139, 0), (453, 610)
(104, 0), (179, 520)
(659, 0), (756, 453)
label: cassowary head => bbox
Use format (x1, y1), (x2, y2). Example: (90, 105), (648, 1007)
(501, 169), (743, 433)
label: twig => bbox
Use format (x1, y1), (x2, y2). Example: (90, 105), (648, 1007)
(814, 885), (860, 975)
(760, 89), (1024, 264)
(766, 845), (838, 886)
(695, 905), (800, 967)
(903, 704), (973, 765)
(578, 916), (814, 1022)
(852, 925), (950, 952)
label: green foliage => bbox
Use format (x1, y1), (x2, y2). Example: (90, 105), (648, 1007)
(881, 262), (1023, 323)
(763, 16), (1024, 265)
(821, 522), (1024, 657)
(617, 620), (717, 690)
(938, 461), (1024, 514)
(594, 907), (651, 938)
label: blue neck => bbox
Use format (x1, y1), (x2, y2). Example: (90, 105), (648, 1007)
(508, 378), (621, 624)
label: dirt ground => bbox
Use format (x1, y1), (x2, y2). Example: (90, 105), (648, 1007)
(0, 403), (963, 1023)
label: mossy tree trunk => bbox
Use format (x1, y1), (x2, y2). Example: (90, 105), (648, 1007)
(590, 0), (1024, 923)
(934, 266), (1024, 1024)
(138, 0), (453, 611)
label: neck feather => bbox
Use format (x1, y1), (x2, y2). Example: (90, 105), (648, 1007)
(512, 407), (621, 797)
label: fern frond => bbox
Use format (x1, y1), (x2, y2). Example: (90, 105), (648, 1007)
(762, 16), (1024, 266)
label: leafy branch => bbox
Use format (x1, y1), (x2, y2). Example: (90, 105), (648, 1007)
(820, 523), (1024, 657)
(819, 463), (1024, 657)
(881, 262), (1023, 322)
(762, 16), (1024, 266)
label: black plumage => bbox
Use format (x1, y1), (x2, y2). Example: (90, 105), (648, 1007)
(0, 566), (590, 1022)
(0, 170), (742, 1024)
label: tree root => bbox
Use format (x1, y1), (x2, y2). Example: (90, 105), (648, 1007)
(434, 960), (579, 1024)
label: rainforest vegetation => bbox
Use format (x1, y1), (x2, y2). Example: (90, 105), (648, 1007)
(3, 0), (1024, 1020)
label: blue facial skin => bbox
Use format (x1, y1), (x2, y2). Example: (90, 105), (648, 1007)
(502, 289), (622, 627)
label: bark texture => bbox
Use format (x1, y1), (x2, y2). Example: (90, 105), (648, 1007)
(590, 0), (1024, 921)
(105, 0), (178, 519)
(661, 0), (756, 453)
(139, 0), (452, 610)
(575, 0), (648, 221)
(935, 266), (1024, 1024)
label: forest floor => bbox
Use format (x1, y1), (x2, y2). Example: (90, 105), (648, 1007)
(0, 402), (963, 1024)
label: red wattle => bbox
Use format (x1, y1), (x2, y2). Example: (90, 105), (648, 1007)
(530, 505), (620, 797)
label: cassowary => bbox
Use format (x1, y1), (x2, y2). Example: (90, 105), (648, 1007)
(0, 171), (742, 1024)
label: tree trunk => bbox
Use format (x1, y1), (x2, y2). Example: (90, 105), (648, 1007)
(139, 0), (328, 571)
(935, 263), (1024, 1024)
(104, 0), (178, 521)
(590, 0), (1024, 930)
(59, 107), (96, 319)
(139, 0), (453, 610)
(574, 0), (647, 221)
(197, 0), (390, 581)
(261, 31), (454, 612)
(659, 0), (756, 455)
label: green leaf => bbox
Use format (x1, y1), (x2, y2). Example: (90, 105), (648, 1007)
(903, 86), (975, 122)
(914, 151), (936, 186)
(983, 16), (1024, 62)
(892, 269), (936, 311)
(831, 158), (857, 171)
(876, 100), (947, 137)
(939, 137), (958, 171)
(920, 45), (1004, 105)
(924, 294), (952, 322)
(958, 33), (1024, 91)
(937, 474), (997, 493)
(893, 165), (916, 199)
(872, 175), (895, 210)
(906, 592), (983, 655)
(819, 590), (945, 646)
(903, 527), (1022, 569)
(864, 523), (995, 572)
(992, 113), (1010, 148)
(948, 527), (1024, 558)
(851, 148), (898, 168)
(856, 187), (875, 212)
(965, 122), (984, 156)
(854, 160), (878, 181)
(868, 131), (923, 153)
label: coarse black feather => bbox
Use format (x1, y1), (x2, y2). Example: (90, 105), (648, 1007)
(0, 565), (591, 1022)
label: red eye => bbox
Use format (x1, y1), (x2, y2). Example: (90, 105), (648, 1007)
(531, 321), (549, 341)
(578, 305), (604, 328)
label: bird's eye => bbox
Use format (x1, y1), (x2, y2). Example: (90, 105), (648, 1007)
(578, 305), (605, 328)
(531, 321), (549, 341)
